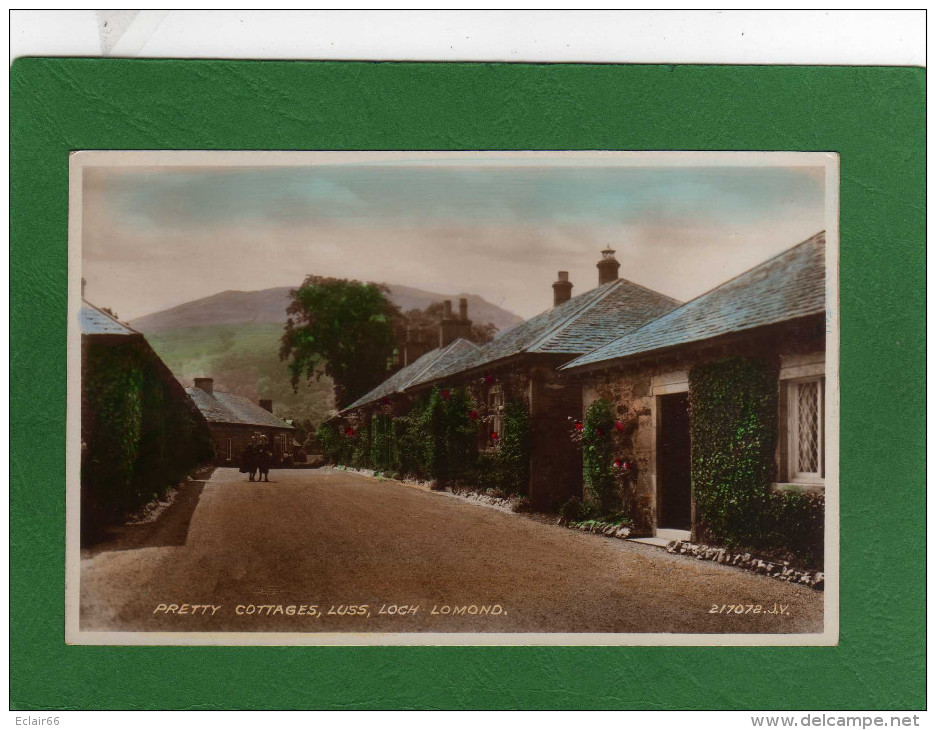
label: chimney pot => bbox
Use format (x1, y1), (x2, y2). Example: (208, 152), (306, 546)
(459, 297), (468, 321)
(259, 399), (273, 413)
(194, 378), (214, 395)
(597, 248), (621, 285)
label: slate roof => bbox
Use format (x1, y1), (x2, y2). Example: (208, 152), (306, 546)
(404, 339), (481, 391)
(79, 299), (141, 337)
(186, 387), (295, 429)
(562, 232), (826, 371)
(422, 278), (680, 383)
(342, 338), (481, 411)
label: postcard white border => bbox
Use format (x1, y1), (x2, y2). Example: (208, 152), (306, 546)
(66, 150), (839, 647)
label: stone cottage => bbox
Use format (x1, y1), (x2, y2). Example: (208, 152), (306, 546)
(186, 378), (295, 467)
(342, 250), (682, 509)
(560, 232), (827, 540)
(80, 299), (213, 536)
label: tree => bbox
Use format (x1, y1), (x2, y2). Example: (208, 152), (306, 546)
(280, 276), (402, 409)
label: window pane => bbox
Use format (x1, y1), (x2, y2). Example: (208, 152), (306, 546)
(796, 381), (820, 473)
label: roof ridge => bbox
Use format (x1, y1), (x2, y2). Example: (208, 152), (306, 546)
(656, 231), (825, 315)
(524, 280), (622, 352)
(402, 337), (479, 389)
(560, 231), (825, 371)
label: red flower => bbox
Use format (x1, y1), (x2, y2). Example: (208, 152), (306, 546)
(596, 427), (605, 436)
(490, 431), (499, 441)
(441, 389), (451, 400)
(613, 458), (623, 468)
(381, 396), (391, 405)
(482, 374), (495, 385)
(469, 409), (479, 420)
(574, 420), (583, 431)
(344, 427), (356, 437)
(614, 420), (624, 431)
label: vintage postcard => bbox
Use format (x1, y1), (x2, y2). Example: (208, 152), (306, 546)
(66, 150), (839, 646)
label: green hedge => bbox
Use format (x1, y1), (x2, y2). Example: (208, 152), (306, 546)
(762, 489), (825, 566)
(82, 339), (214, 535)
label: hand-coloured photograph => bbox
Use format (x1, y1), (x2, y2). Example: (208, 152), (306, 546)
(66, 150), (838, 645)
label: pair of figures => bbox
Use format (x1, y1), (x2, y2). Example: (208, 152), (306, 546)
(241, 433), (272, 482)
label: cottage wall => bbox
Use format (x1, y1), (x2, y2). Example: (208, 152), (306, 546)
(529, 364), (584, 510)
(207, 424), (294, 467)
(578, 317), (825, 535)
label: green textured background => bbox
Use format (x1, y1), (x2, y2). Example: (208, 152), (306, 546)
(10, 59), (925, 710)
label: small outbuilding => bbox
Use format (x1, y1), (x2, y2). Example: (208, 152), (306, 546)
(186, 378), (296, 466)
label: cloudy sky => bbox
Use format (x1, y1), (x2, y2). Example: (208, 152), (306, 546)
(81, 153), (827, 321)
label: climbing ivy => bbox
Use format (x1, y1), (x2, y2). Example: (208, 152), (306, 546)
(689, 356), (780, 547)
(82, 339), (213, 536)
(493, 398), (531, 495)
(369, 412), (392, 471)
(581, 398), (619, 513)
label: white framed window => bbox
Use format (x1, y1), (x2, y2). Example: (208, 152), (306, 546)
(483, 385), (505, 448)
(787, 377), (824, 484)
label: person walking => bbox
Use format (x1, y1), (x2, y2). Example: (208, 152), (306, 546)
(257, 435), (272, 483)
(241, 436), (259, 481)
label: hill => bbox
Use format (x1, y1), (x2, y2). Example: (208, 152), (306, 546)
(144, 322), (335, 426)
(132, 285), (522, 428)
(130, 284), (522, 333)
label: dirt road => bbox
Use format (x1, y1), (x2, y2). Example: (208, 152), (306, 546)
(79, 467), (823, 635)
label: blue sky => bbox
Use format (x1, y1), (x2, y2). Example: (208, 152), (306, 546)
(83, 157), (826, 321)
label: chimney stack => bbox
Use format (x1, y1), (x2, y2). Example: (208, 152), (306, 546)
(194, 378), (214, 395)
(404, 327), (434, 365)
(552, 271), (573, 307)
(259, 399), (273, 413)
(597, 248), (621, 285)
(439, 298), (472, 347)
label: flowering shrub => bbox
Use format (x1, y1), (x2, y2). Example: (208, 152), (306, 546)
(581, 398), (619, 513)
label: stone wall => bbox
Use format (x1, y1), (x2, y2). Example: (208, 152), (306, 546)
(577, 318), (825, 535)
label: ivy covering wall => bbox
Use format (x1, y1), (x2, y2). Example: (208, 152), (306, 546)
(689, 355), (824, 565)
(689, 356), (780, 545)
(319, 387), (531, 494)
(582, 398), (618, 513)
(81, 338), (214, 536)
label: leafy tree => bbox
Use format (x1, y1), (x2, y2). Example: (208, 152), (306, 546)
(280, 276), (402, 409)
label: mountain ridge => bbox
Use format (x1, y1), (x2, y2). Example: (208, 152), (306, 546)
(129, 284), (523, 334)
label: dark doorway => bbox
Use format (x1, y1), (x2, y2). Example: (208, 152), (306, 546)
(658, 392), (692, 530)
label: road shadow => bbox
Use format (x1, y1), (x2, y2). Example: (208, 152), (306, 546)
(81, 479), (206, 558)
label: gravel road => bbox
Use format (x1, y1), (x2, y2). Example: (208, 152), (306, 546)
(79, 467), (823, 635)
